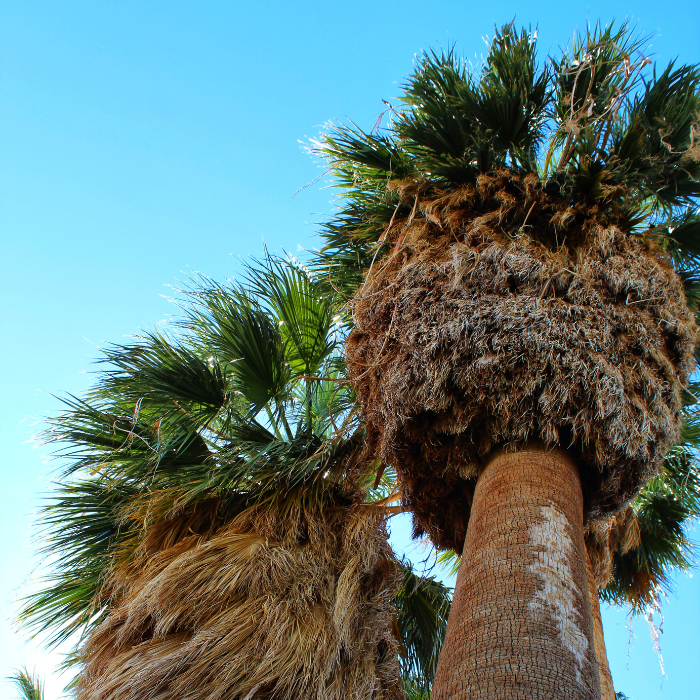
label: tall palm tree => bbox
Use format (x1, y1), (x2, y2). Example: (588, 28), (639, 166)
(314, 21), (700, 699)
(20, 256), (452, 699)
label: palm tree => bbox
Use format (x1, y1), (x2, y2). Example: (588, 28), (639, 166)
(430, 353), (700, 700)
(20, 256), (455, 699)
(314, 21), (700, 699)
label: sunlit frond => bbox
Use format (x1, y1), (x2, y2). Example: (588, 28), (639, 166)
(311, 20), (700, 293)
(8, 668), (45, 700)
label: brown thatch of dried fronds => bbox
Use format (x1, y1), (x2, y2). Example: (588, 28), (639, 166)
(346, 171), (698, 552)
(77, 500), (402, 700)
(585, 507), (641, 588)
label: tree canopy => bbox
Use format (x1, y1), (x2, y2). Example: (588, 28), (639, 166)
(313, 22), (700, 301)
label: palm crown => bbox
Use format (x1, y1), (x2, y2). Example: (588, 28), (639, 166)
(310, 21), (700, 697)
(310, 20), (700, 555)
(22, 257), (348, 643)
(19, 256), (453, 699)
(315, 22), (700, 298)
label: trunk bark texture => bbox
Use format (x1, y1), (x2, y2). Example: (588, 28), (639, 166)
(586, 549), (615, 700)
(432, 446), (601, 700)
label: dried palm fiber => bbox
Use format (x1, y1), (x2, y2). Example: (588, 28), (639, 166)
(346, 170), (698, 552)
(585, 506), (641, 589)
(76, 496), (402, 700)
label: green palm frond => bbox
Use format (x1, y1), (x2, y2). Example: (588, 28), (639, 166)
(435, 549), (460, 577)
(18, 255), (379, 647)
(8, 668), (45, 700)
(20, 473), (139, 645)
(311, 20), (700, 293)
(402, 681), (432, 700)
(246, 255), (338, 378)
(397, 25), (549, 175)
(615, 63), (700, 211)
(666, 211), (700, 262)
(394, 558), (452, 692)
(96, 332), (229, 417)
(179, 276), (291, 413)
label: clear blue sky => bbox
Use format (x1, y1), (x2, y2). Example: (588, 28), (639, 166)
(1, 1), (698, 698)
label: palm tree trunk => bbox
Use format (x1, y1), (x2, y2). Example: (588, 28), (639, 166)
(432, 446), (601, 700)
(586, 549), (615, 700)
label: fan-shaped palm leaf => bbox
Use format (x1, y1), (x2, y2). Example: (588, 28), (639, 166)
(312, 20), (700, 293)
(394, 558), (451, 693)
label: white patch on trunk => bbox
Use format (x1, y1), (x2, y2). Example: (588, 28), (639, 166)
(527, 504), (589, 684)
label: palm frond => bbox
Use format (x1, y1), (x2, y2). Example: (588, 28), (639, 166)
(435, 549), (461, 577)
(246, 255), (338, 379)
(180, 277), (291, 414)
(18, 255), (373, 648)
(394, 558), (452, 691)
(311, 20), (700, 293)
(401, 679), (432, 700)
(8, 668), (45, 700)
(18, 474), (139, 645)
(600, 429), (700, 610)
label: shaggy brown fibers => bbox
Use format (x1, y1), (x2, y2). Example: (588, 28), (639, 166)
(346, 172), (698, 552)
(76, 499), (402, 700)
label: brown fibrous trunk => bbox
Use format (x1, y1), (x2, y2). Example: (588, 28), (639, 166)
(432, 446), (601, 700)
(77, 502), (402, 700)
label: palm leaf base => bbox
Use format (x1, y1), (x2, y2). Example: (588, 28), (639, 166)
(585, 506), (641, 588)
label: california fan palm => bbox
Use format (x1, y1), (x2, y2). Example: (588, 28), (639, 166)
(314, 21), (700, 699)
(19, 257), (452, 700)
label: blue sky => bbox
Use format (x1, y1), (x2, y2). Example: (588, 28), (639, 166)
(1, 1), (699, 697)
